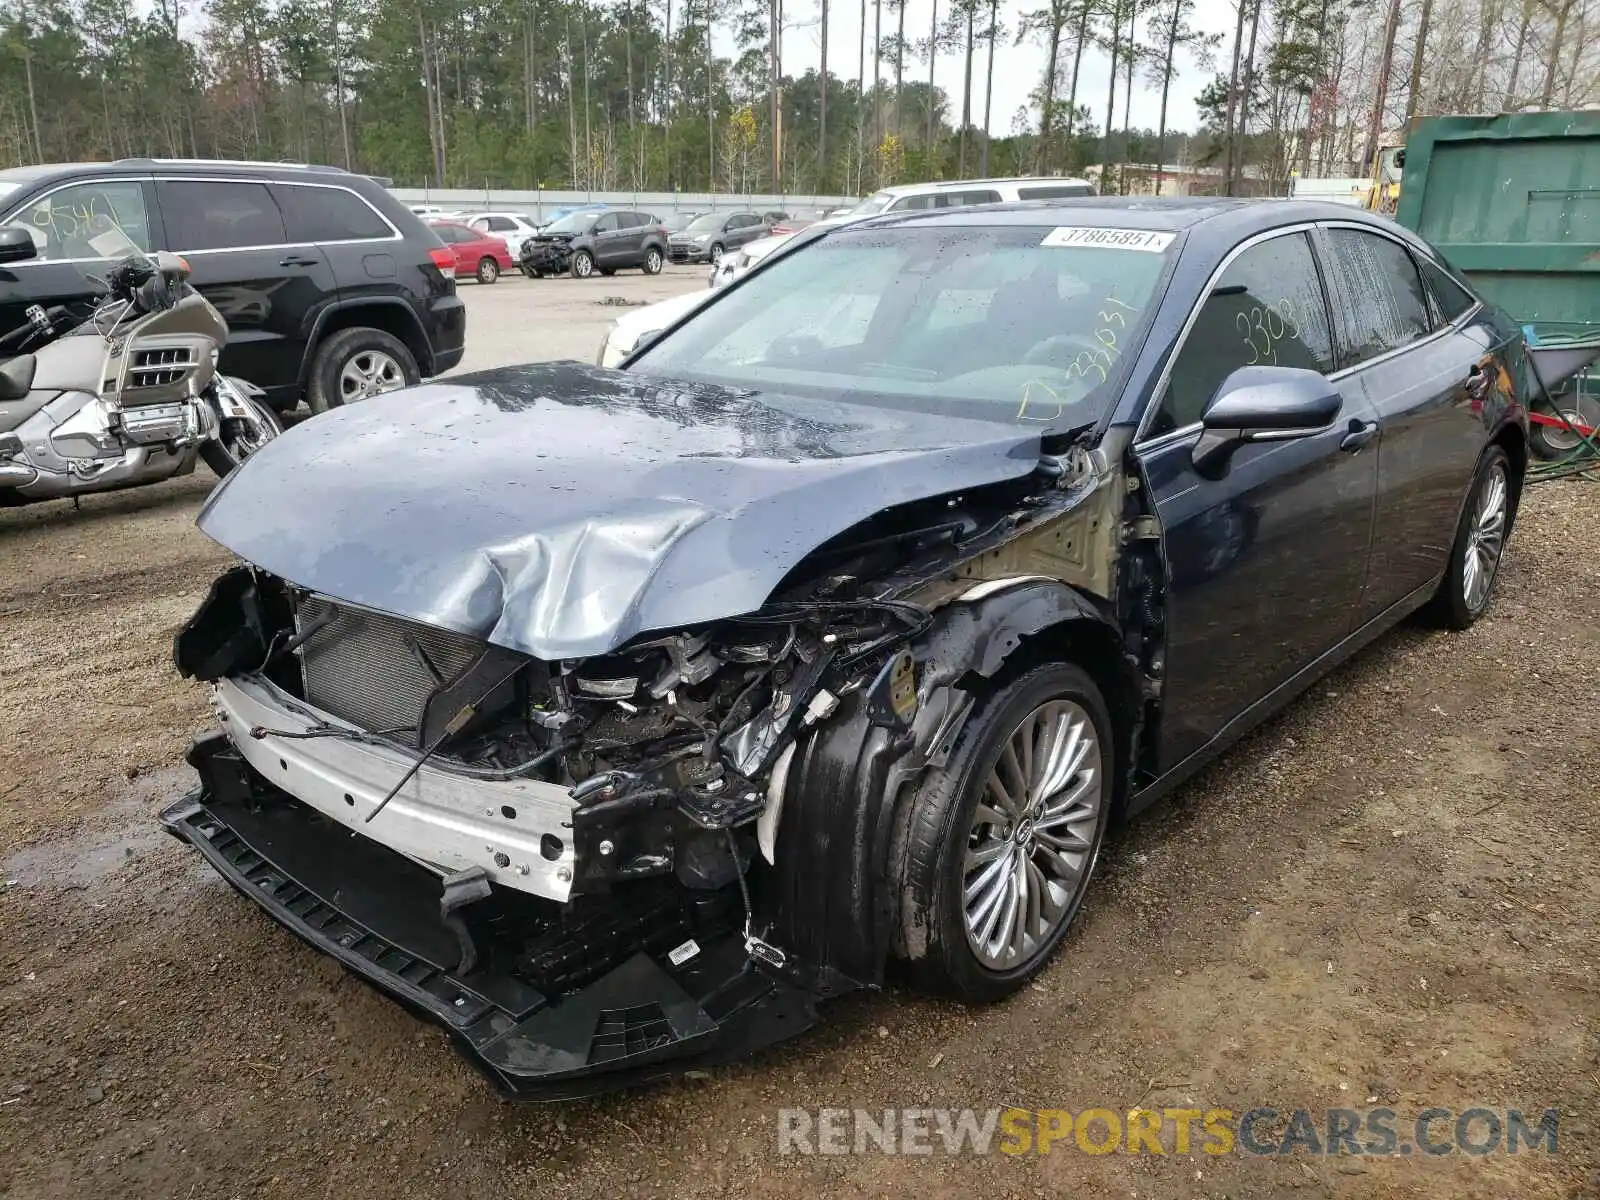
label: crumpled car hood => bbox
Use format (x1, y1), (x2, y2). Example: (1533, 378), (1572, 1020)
(197, 362), (1044, 659)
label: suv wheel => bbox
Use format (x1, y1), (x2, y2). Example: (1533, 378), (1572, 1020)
(643, 247), (664, 275)
(893, 662), (1113, 1003)
(476, 257), (500, 284)
(570, 250), (595, 279)
(307, 328), (420, 414)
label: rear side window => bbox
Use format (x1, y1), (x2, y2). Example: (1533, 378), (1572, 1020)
(1151, 232), (1337, 437)
(1018, 184), (1094, 200)
(157, 180), (285, 251)
(272, 184), (390, 243)
(1417, 255), (1477, 325)
(1321, 228), (1432, 367)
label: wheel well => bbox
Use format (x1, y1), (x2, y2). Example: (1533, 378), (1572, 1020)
(976, 618), (1143, 818)
(312, 305), (432, 377)
(1492, 421), (1527, 516)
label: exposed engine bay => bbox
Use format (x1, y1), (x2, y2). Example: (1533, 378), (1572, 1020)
(166, 413), (1161, 1096)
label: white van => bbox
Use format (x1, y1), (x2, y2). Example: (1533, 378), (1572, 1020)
(842, 175), (1095, 217)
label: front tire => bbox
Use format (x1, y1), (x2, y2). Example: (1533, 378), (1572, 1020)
(894, 662), (1113, 1003)
(476, 257), (500, 284)
(570, 250), (595, 279)
(306, 328), (420, 415)
(1425, 445), (1516, 629)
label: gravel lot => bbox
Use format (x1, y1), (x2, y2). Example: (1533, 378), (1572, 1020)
(2, 274), (1597, 1199)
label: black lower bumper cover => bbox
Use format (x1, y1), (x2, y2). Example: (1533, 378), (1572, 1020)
(161, 742), (818, 1100)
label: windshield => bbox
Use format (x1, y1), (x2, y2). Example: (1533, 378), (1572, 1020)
(544, 210), (601, 234)
(629, 224), (1174, 427)
(847, 192), (896, 217)
(684, 213), (728, 235)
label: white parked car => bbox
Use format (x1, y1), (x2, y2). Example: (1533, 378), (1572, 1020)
(599, 229), (803, 368)
(706, 229), (796, 288)
(466, 211), (543, 258)
(597, 289), (710, 368)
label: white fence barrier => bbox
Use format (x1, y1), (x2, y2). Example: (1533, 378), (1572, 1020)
(389, 187), (858, 221)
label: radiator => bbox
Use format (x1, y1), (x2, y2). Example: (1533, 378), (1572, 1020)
(295, 597), (484, 735)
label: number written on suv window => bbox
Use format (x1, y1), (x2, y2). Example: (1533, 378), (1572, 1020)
(4, 180), (151, 260)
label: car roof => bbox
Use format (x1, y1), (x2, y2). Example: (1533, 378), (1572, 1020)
(854, 196), (1411, 240)
(0, 159), (363, 188)
(874, 175), (1092, 196)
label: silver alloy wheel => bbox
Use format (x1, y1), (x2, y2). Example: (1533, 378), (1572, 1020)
(646, 248), (662, 273)
(338, 350), (406, 403)
(1463, 462), (1508, 613)
(962, 699), (1104, 969)
(574, 252), (594, 278)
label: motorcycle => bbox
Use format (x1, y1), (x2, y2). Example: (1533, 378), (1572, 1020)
(0, 227), (280, 507)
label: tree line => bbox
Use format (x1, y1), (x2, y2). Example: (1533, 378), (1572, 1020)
(0, 0), (1596, 198)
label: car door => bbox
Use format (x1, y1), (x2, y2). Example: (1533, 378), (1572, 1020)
(1314, 223), (1503, 618)
(1136, 228), (1381, 771)
(154, 178), (334, 404)
(727, 214), (763, 250)
(0, 176), (156, 341)
(589, 212), (624, 265)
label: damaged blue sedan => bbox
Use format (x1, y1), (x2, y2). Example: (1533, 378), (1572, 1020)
(166, 199), (1527, 1098)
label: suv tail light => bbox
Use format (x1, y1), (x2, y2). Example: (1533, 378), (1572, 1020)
(427, 246), (456, 280)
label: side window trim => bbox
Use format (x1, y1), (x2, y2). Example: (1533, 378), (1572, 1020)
(1133, 222), (1323, 447)
(1312, 220), (1465, 374)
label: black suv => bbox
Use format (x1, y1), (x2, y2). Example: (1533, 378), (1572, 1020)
(0, 160), (466, 413)
(519, 209), (668, 279)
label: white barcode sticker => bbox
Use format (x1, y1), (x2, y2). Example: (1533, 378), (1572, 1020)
(667, 938), (701, 967)
(1041, 226), (1176, 252)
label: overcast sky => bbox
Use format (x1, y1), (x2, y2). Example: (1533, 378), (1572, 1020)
(763, 0), (1239, 137)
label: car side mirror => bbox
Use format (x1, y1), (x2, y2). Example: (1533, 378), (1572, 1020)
(1191, 365), (1342, 478)
(0, 226), (38, 264)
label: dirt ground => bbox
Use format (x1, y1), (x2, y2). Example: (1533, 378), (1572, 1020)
(2, 280), (1598, 1199)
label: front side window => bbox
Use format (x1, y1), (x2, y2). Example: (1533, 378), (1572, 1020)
(158, 180), (286, 251)
(629, 224), (1173, 429)
(1150, 232), (1336, 438)
(1321, 227), (1431, 367)
(3, 180), (151, 261)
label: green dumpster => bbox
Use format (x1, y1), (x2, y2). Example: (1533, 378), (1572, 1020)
(1395, 110), (1600, 456)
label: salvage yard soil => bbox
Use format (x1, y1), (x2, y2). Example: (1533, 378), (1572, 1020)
(2, 472), (1597, 1200)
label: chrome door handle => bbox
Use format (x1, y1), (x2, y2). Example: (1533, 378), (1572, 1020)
(1340, 419), (1379, 452)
